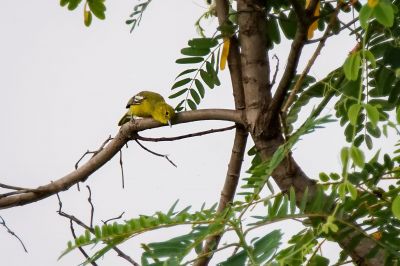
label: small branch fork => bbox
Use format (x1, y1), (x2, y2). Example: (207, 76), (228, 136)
(56, 187), (139, 266)
(0, 215), (28, 253)
(134, 139), (178, 167)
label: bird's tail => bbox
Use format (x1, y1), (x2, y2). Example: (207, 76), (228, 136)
(118, 113), (131, 126)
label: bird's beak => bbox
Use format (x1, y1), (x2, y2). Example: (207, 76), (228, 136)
(168, 120), (172, 127)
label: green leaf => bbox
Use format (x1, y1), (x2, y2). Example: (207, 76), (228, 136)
(308, 255), (329, 266)
(187, 99), (197, 110)
(348, 103), (362, 125)
(88, 0), (106, 20)
(218, 250), (247, 266)
(289, 187), (296, 214)
(169, 88), (188, 99)
(340, 147), (349, 168)
(364, 50), (377, 68)
(396, 107), (400, 124)
(180, 47), (210, 56)
(359, 4), (373, 29)
(338, 183), (346, 199)
(171, 78), (191, 90)
(299, 187), (309, 214)
(66, 0), (82, 10)
(200, 69), (214, 89)
(206, 61), (220, 86)
(175, 57), (204, 64)
(84, 10), (92, 27)
(364, 104), (379, 128)
(253, 230), (282, 264)
(319, 173), (330, 182)
(175, 68), (197, 79)
(343, 52), (361, 81)
(278, 11), (296, 39)
(346, 182), (358, 200)
(365, 134), (373, 149)
(188, 38), (218, 49)
(350, 146), (365, 168)
(373, 0), (394, 27)
(190, 89), (201, 104)
(195, 79), (205, 98)
(392, 195), (400, 220)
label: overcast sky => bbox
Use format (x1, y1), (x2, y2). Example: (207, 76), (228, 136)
(0, 1), (396, 266)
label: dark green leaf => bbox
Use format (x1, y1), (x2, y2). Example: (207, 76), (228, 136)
(253, 230), (282, 264)
(206, 61), (220, 86)
(175, 57), (204, 64)
(200, 69), (214, 89)
(171, 78), (191, 90)
(308, 255), (329, 266)
(217, 250), (247, 266)
(188, 38), (218, 49)
(187, 99), (197, 110)
(299, 187), (309, 214)
(195, 79), (205, 98)
(88, 0), (106, 20)
(190, 89), (201, 104)
(169, 88), (188, 99)
(180, 47), (210, 56)
(175, 68), (197, 79)
(319, 173), (330, 182)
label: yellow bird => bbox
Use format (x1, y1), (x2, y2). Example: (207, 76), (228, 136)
(118, 91), (176, 126)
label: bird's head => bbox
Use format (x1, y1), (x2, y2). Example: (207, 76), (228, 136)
(153, 103), (176, 126)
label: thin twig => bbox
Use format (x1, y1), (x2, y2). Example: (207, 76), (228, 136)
(56, 193), (138, 265)
(134, 140), (177, 167)
(69, 220), (97, 266)
(75, 135), (113, 170)
(0, 183), (31, 191)
(86, 186), (95, 228)
(271, 54), (280, 87)
(0, 215), (28, 253)
(119, 150), (125, 189)
(102, 212), (125, 224)
(306, 239), (327, 265)
(135, 125), (236, 142)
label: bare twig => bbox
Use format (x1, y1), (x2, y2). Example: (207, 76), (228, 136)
(86, 186), (95, 228)
(135, 125), (236, 142)
(0, 183), (31, 191)
(271, 54), (280, 87)
(0, 215), (28, 253)
(102, 212), (125, 224)
(119, 150), (125, 188)
(69, 220), (97, 266)
(75, 135), (113, 170)
(56, 193), (138, 265)
(134, 139), (177, 167)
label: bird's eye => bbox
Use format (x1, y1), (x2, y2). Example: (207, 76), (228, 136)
(166, 111), (169, 116)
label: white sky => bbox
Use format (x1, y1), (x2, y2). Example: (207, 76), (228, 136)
(0, 1), (396, 265)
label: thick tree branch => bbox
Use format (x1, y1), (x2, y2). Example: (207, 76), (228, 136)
(0, 109), (243, 210)
(194, 1), (249, 265)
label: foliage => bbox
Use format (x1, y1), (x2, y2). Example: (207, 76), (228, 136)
(57, 0), (400, 265)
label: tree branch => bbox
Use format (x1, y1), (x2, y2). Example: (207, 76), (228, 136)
(0, 109), (243, 210)
(193, 0), (248, 265)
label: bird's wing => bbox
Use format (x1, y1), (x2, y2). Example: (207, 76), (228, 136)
(126, 94), (146, 108)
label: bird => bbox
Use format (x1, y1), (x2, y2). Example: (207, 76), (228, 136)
(118, 91), (176, 126)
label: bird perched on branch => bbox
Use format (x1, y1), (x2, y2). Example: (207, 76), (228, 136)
(118, 91), (176, 126)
